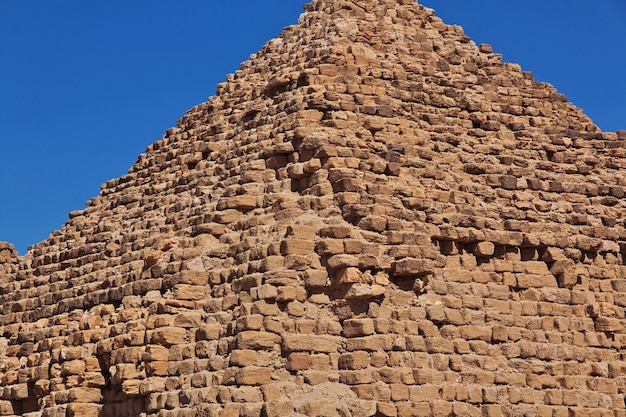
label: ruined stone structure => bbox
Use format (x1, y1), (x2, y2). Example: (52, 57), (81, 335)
(2, 0), (626, 416)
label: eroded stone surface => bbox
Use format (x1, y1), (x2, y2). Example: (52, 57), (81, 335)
(2, 0), (626, 416)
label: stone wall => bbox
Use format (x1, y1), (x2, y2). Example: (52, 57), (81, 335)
(1, 0), (626, 416)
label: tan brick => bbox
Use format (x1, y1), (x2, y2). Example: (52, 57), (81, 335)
(235, 367), (271, 385)
(339, 351), (370, 369)
(286, 352), (311, 371)
(282, 334), (342, 353)
(280, 238), (315, 255)
(151, 327), (188, 346)
(236, 314), (264, 331)
(393, 258), (434, 276)
(516, 274), (557, 288)
(236, 331), (280, 350)
(460, 325), (492, 341)
(230, 349), (258, 367)
(343, 318), (375, 337)
(67, 403), (101, 417)
(373, 402), (395, 417)
(197, 324), (222, 340)
(474, 241), (495, 256)
(431, 401), (453, 416)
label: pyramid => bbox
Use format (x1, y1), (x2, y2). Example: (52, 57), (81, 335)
(2, 0), (626, 416)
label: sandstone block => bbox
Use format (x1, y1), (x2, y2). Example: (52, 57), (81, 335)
(341, 370), (374, 385)
(0, 401), (15, 415)
(460, 326), (492, 341)
(197, 324), (222, 340)
(61, 360), (86, 376)
(345, 335), (394, 352)
(236, 314), (265, 331)
(121, 380), (142, 396)
(230, 349), (258, 367)
(235, 367), (271, 386)
(345, 283), (386, 299)
(515, 274), (557, 288)
(254, 284), (278, 301)
(327, 254), (360, 270)
(338, 351), (370, 370)
(236, 331), (280, 350)
(343, 318), (375, 337)
(151, 327), (187, 346)
(280, 238), (315, 256)
(336, 267), (364, 283)
(474, 242), (495, 257)
(315, 239), (344, 255)
(69, 387), (102, 403)
(595, 317), (622, 333)
(178, 270), (209, 285)
(66, 403), (101, 417)
(393, 258), (434, 276)
(372, 402), (396, 417)
(303, 269), (329, 287)
(144, 344), (171, 361)
(281, 334), (342, 353)
(264, 401), (295, 417)
(146, 361), (168, 376)
(9, 383), (29, 400)
(217, 195), (257, 211)
(173, 311), (203, 328)
(139, 377), (166, 395)
(286, 352), (311, 371)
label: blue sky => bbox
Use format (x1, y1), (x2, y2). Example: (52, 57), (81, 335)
(1, 0), (624, 255)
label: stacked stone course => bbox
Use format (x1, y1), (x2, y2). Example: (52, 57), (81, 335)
(2, 0), (626, 416)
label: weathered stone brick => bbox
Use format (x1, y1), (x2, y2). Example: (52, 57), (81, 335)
(343, 318), (375, 337)
(236, 331), (280, 350)
(281, 334), (342, 353)
(235, 367), (271, 386)
(151, 327), (188, 346)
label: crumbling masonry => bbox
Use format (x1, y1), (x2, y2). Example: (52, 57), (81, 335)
(2, 0), (626, 416)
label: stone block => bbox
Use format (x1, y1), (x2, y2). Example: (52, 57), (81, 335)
(338, 351), (370, 370)
(393, 258), (434, 276)
(327, 254), (360, 270)
(460, 326), (492, 342)
(61, 360), (86, 376)
(121, 379), (142, 396)
(151, 327), (188, 346)
(236, 314), (265, 331)
(280, 238), (315, 255)
(236, 331), (280, 350)
(343, 318), (375, 337)
(197, 324), (223, 340)
(281, 334), (342, 353)
(303, 269), (330, 287)
(264, 401), (295, 417)
(144, 344), (171, 361)
(286, 352), (311, 371)
(376, 402), (397, 417)
(230, 350), (258, 367)
(235, 367), (271, 386)
(66, 403), (101, 417)
(340, 370), (374, 385)
(9, 383), (29, 400)
(515, 274), (557, 288)
(474, 241), (495, 257)
(336, 267), (364, 283)
(345, 283), (386, 299)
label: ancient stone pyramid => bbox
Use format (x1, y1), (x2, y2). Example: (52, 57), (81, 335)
(2, 0), (626, 416)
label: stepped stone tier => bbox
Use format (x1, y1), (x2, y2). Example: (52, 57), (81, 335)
(2, 0), (626, 416)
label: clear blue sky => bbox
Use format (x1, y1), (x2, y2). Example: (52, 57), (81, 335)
(1, 0), (624, 255)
